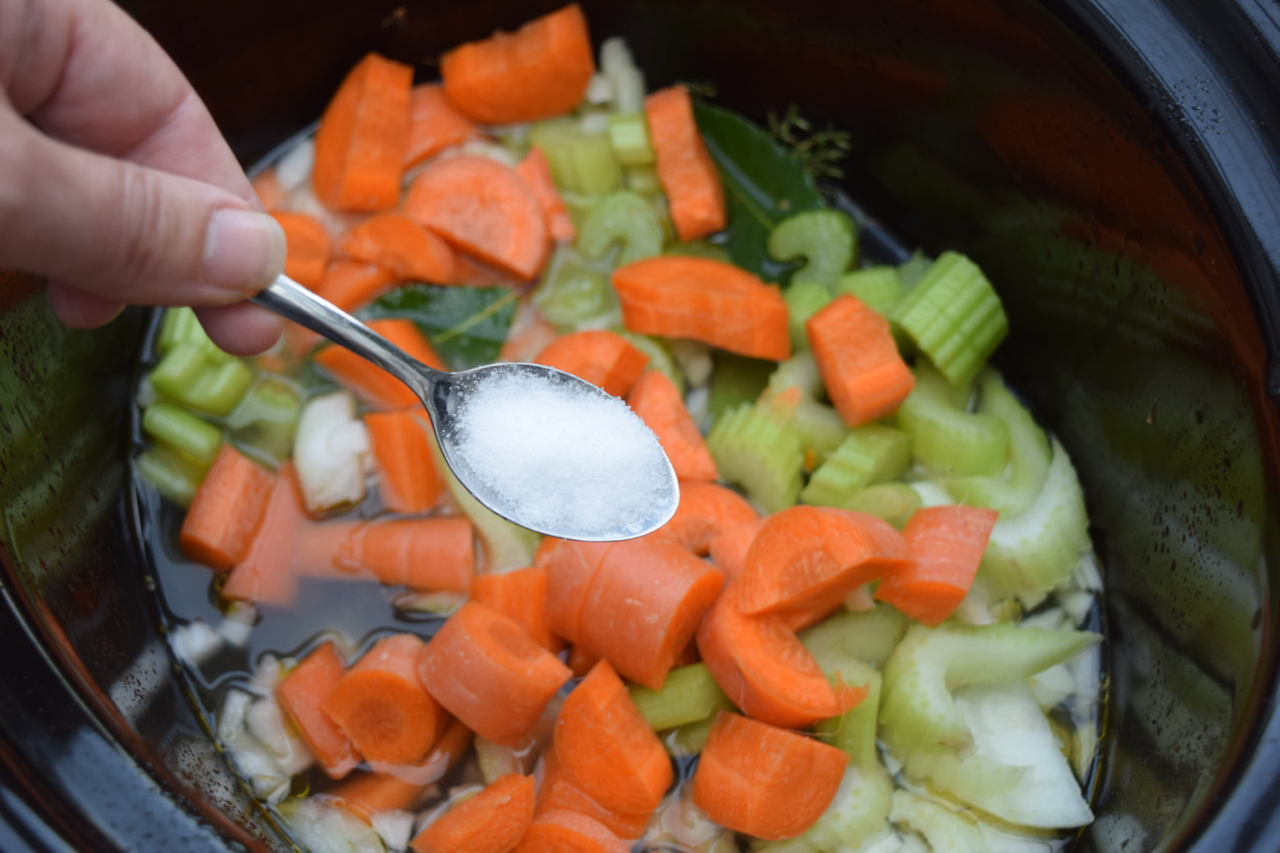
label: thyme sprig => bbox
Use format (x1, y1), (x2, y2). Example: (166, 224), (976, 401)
(768, 104), (852, 180)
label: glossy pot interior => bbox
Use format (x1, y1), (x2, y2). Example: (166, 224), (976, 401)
(1, 1), (1278, 851)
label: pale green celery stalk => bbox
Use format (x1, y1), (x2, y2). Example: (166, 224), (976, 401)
(142, 402), (222, 465)
(665, 714), (718, 756)
(530, 120), (622, 195)
(800, 425), (911, 507)
(811, 657), (880, 769)
(891, 251), (1008, 389)
(227, 375), (302, 464)
(611, 330), (684, 393)
(837, 267), (904, 318)
(756, 384), (847, 465)
(843, 483), (921, 529)
(784, 279), (832, 352)
(879, 622), (1100, 756)
(575, 191), (664, 266)
(429, 434), (538, 571)
(766, 350), (825, 398)
(135, 447), (204, 507)
(599, 37), (646, 113)
(889, 790), (989, 853)
(897, 251), (933, 289)
(606, 112), (655, 166)
(756, 765), (894, 853)
(149, 343), (207, 399)
(629, 663), (733, 731)
(800, 604), (908, 670)
(706, 402), (804, 513)
(625, 165), (663, 196)
(150, 342), (253, 416)
(898, 360), (1008, 476)
(533, 245), (621, 332)
(157, 307), (232, 362)
(708, 353), (774, 420)
(665, 240), (731, 263)
(979, 437), (1091, 608)
(767, 210), (857, 290)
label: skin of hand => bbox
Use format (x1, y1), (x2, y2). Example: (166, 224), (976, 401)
(0, 0), (287, 355)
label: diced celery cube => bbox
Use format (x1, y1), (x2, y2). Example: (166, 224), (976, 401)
(706, 403), (804, 513)
(898, 360), (1008, 476)
(767, 210), (857, 290)
(801, 425), (911, 507)
(606, 112), (655, 166)
(576, 191), (663, 266)
(837, 266), (904, 317)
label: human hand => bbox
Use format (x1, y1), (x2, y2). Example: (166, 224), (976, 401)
(0, 0), (286, 354)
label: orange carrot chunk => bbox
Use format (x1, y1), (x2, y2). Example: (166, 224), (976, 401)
(405, 83), (484, 168)
(252, 170), (284, 212)
(660, 482), (759, 557)
(314, 318), (446, 410)
(707, 517), (765, 581)
(515, 809), (630, 853)
(533, 330), (649, 398)
(612, 256), (790, 361)
(366, 410), (446, 514)
(577, 535), (725, 690)
(498, 302), (561, 364)
(323, 633), (446, 765)
(536, 749), (651, 841)
(626, 371), (718, 482)
(516, 146), (576, 243)
(221, 463), (306, 607)
(272, 212), (332, 288)
(553, 660), (673, 814)
(692, 711), (848, 840)
(567, 644), (602, 678)
(875, 505), (998, 625)
(330, 718), (474, 819)
(417, 602), (572, 746)
(179, 444), (275, 572)
(806, 294), (915, 427)
(410, 773), (535, 853)
(316, 260), (398, 313)
(404, 156), (548, 281)
(644, 86), (726, 242)
(542, 540), (616, 644)
(276, 641), (360, 779)
(302, 516), (475, 592)
(313, 52), (413, 212)
(341, 214), (458, 284)
(440, 5), (595, 126)
(470, 567), (564, 653)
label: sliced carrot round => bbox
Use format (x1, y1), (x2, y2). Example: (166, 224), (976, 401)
(340, 213), (457, 283)
(542, 540), (615, 644)
(626, 370), (718, 482)
(410, 773), (535, 853)
(534, 330), (649, 398)
(515, 809), (630, 853)
(272, 212), (332, 288)
(660, 482), (759, 556)
(276, 641), (360, 779)
(316, 260), (397, 313)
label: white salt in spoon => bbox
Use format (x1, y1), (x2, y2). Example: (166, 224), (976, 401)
(253, 275), (679, 541)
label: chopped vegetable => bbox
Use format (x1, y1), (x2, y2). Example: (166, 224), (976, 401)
(340, 214), (457, 283)
(806, 294), (914, 427)
(272, 212), (332, 288)
(276, 641), (360, 779)
(410, 773), (535, 853)
(534, 329), (649, 397)
(292, 390), (370, 513)
(645, 86), (726, 241)
(178, 444), (274, 572)
(626, 369), (718, 482)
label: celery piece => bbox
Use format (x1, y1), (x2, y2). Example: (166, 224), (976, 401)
(628, 663), (733, 731)
(135, 447), (203, 507)
(837, 267), (904, 318)
(665, 240), (731, 263)
(813, 660), (880, 770)
(784, 279), (832, 351)
(708, 353), (773, 420)
(766, 349), (825, 398)
(142, 402), (222, 465)
(665, 714), (718, 756)
(625, 165), (663, 196)
(879, 622), (1100, 756)
(706, 402), (804, 513)
(889, 790), (989, 853)
(767, 210), (857, 290)
(149, 343), (208, 401)
(576, 191), (664, 266)
(757, 765), (894, 853)
(897, 250), (933, 289)
(600, 37), (646, 114)
(228, 375), (302, 463)
(431, 432), (539, 571)
(530, 119), (623, 196)
(186, 358), (254, 417)
(843, 483), (922, 529)
(756, 383), (848, 464)
(891, 251), (1009, 388)
(157, 307), (203, 355)
(898, 361), (1008, 476)
(606, 112), (655, 166)
(800, 425), (911, 507)
(611, 329), (683, 392)
(800, 604), (909, 670)
(533, 245), (620, 332)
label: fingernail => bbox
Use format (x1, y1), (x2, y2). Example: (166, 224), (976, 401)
(203, 209), (286, 291)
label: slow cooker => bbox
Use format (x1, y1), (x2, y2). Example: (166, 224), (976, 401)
(1, 0), (1278, 850)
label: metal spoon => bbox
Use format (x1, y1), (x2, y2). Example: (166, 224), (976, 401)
(252, 275), (678, 541)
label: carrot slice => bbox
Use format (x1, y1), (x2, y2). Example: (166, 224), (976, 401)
(537, 748), (650, 840)
(516, 147), (575, 243)
(874, 505), (998, 625)
(554, 660), (673, 814)
(323, 633), (447, 765)
(366, 410), (446, 514)
(470, 567), (564, 653)
(272, 212), (332, 288)
(405, 83), (483, 168)
(533, 330), (649, 398)
(276, 641), (360, 779)
(411, 773), (535, 853)
(577, 535), (725, 689)
(695, 583), (866, 729)
(316, 260), (398, 313)
(417, 602), (572, 746)
(252, 170), (284, 211)
(313, 52), (413, 212)
(341, 214), (457, 283)
(404, 156), (548, 281)
(440, 5), (595, 125)
(806, 294), (915, 427)
(330, 718), (475, 819)
(660, 482), (759, 556)
(645, 86), (726, 242)
(542, 540), (615, 644)
(221, 463), (306, 607)
(567, 644), (601, 678)
(612, 256), (790, 361)
(313, 318), (446, 409)
(692, 711), (848, 840)
(498, 301), (560, 364)
(179, 444), (275, 572)
(300, 517), (475, 591)
(707, 517), (765, 581)
(515, 809), (630, 853)
(626, 371), (717, 482)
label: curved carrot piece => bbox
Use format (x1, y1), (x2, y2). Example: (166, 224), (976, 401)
(404, 156), (548, 281)
(645, 86), (726, 242)
(366, 409), (446, 514)
(516, 147), (575, 243)
(341, 213), (457, 283)
(692, 712), (848, 840)
(277, 641), (360, 779)
(313, 52), (413, 212)
(272, 212), (332, 288)
(440, 5), (595, 125)
(405, 83), (483, 168)
(298, 517), (474, 592)
(470, 567), (564, 653)
(222, 464), (305, 606)
(708, 518), (765, 581)
(542, 540), (615, 644)
(537, 749), (651, 840)
(534, 330), (649, 398)
(533, 536), (561, 569)
(577, 536), (724, 689)
(660, 482), (759, 557)
(696, 583), (865, 729)
(179, 444), (275, 572)
(316, 260), (398, 313)
(330, 718), (474, 819)
(515, 809), (630, 853)
(612, 256), (790, 361)
(410, 773), (535, 853)
(626, 371), (717, 482)
(874, 505), (998, 625)
(314, 318), (446, 409)
(323, 633), (446, 765)
(806, 294), (914, 427)
(418, 602), (572, 746)
(567, 644), (601, 678)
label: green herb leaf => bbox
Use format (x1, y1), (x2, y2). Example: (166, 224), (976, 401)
(693, 101), (825, 279)
(364, 284), (519, 371)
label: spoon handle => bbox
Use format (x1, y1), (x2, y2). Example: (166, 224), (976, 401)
(251, 275), (438, 396)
